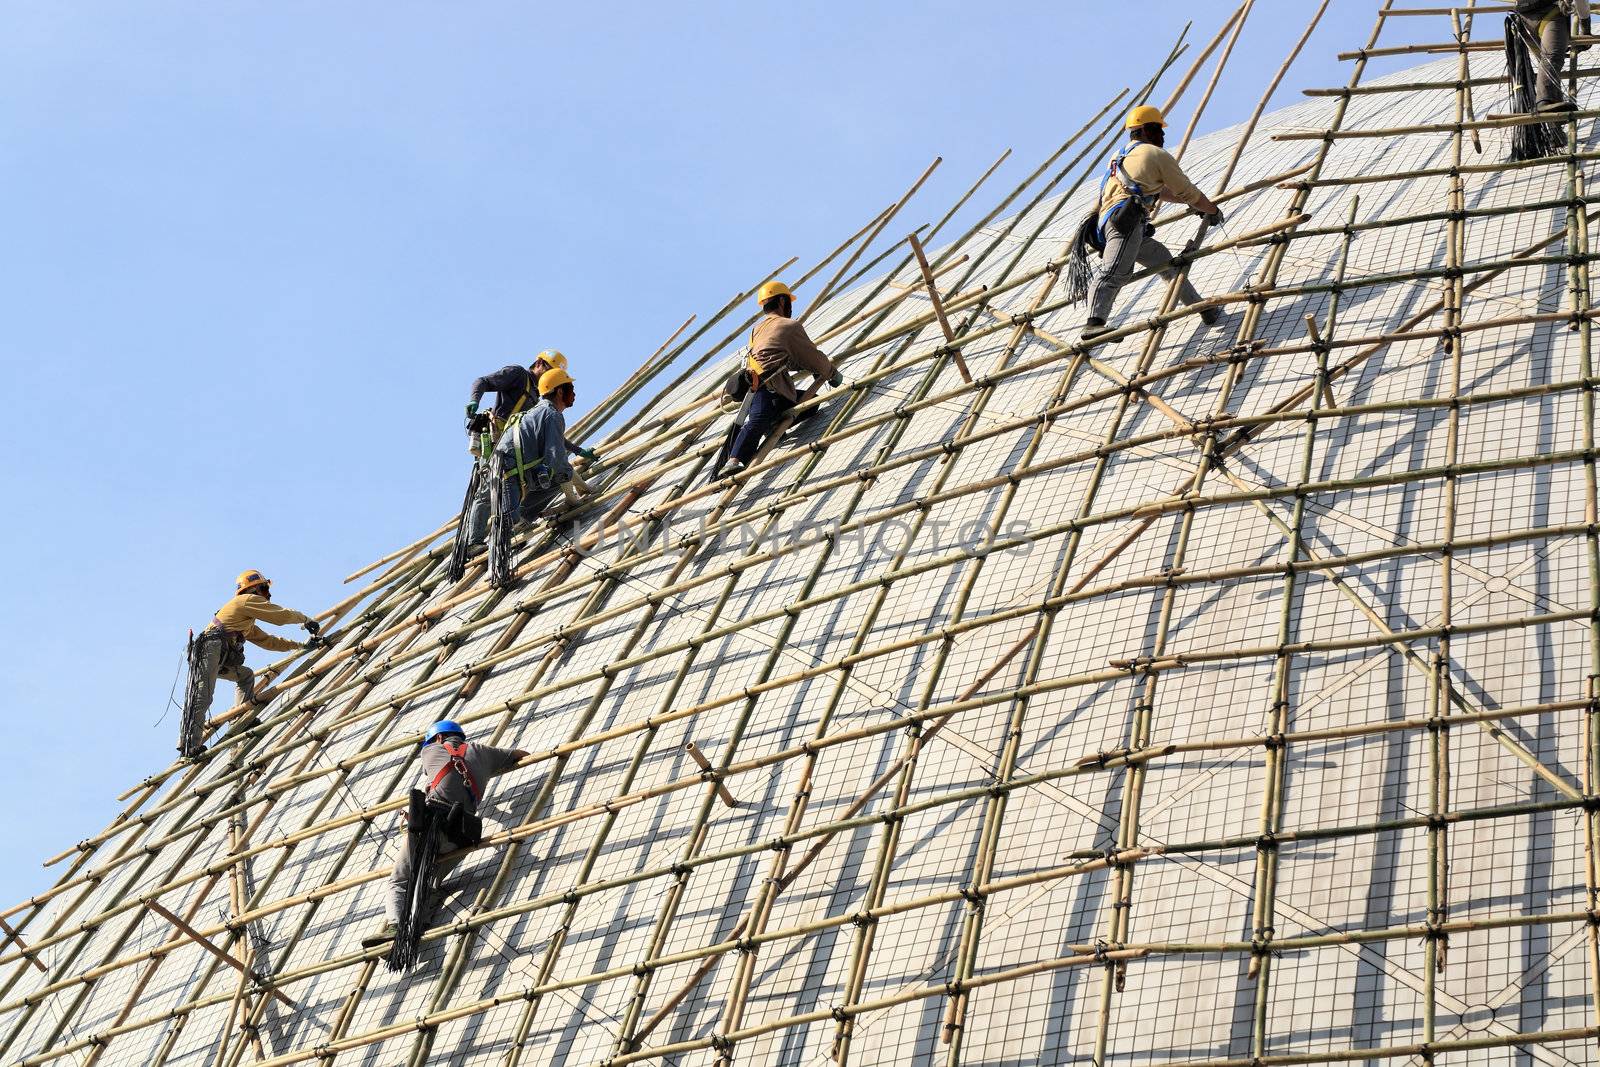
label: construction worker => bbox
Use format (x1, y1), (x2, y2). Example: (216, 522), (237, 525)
(496, 367), (584, 528)
(1515, 0), (1591, 114)
(462, 351), (595, 548)
(180, 570), (319, 755)
(718, 281), (842, 477)
(1081, 105), (1226, 340)
(362, 720), (528, 948)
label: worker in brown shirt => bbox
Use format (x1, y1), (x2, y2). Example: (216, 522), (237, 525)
(722, 281), (842, 474)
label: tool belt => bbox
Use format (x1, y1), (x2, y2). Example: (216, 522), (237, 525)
(201, 623), (247, 668)
(723, 366), (753, 403)
(408, 789), (484, 848)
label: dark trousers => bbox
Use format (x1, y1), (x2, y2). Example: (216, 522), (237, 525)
(500, 477), (557, 525)
(729, 389), (794, 465)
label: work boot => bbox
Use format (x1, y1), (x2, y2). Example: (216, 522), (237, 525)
(721, 460), (747, 479)
(1081, 318), (1109, 341)
(1538, 99), (1577, 114)
(361, 921), (396, 948)
(464, 541), (487, 559)
(1199, 307), (1223, 327)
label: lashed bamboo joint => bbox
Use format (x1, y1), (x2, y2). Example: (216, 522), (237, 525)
(7, 4), (1600, 1066)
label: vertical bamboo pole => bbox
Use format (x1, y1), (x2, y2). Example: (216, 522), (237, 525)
(1561, 43), (1600, 1035)
(1249, 202), (1356, 1059)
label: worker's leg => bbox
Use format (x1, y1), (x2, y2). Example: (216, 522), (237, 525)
(1132, 227), (1205, 308)
(728, 390), (794, 465)
(188, 636), (224, 716)
(385, 834), (415, 923)
(1528, 10), (1571, 107)
(218, 662), (257, 706)
(464, 459), (492, 545)
(517, 487), (558, 524)
(1086, 210), (1146, 324)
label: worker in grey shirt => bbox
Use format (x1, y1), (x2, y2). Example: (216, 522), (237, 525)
(364, 719), (527, 946)
(495, 367), (582, 526)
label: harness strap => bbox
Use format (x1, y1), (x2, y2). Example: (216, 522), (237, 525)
(427, 741), (482, 804)
(500, 412), (547, 494)
(1097, 142), (1160, 244)
(747, 325), (767, 392)
(205, 618), (245, 646)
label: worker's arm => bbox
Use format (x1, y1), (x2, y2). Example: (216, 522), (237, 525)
(538, 411), (574, 485)
(237, 595), (313, 628)
(469, 365), (523, 409)
(478, 744), (530, 776)
(243, 623), (304, 653)
(1147, 149), (1220, 216)
(776, 320), (839, 384)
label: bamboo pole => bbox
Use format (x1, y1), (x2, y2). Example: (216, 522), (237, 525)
(0, 918), (45, 975)
(906, 231), (971, 382)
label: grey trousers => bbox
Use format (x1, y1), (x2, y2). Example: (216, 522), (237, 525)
(386, 829), (465, 922)
(190, 632), (255, 712)
(1087, 207), (1203, 324)
(1524, 8), (1572, 107)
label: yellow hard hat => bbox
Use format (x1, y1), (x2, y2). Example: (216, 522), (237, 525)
(1125, 104), (1167, 129)
(756, 280), (794, 305)
(539, 367), (575, 395)
(531, 350), (567, 371)
(236, 569), (271, 595)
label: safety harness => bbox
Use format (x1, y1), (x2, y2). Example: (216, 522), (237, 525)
(1097, 141), (1161, 245)
(500, 411), (550, 496)
(427, 741), (483, 806)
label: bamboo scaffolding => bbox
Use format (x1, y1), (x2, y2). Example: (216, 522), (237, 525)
(28, 390), (1600, 934)
(42, 788), (1600, 1066)
(19, 9), (1600, 1066)
(11, 711), (1594, 1067)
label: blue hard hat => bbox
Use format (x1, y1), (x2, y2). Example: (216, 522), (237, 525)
(423, 720), (467, 746)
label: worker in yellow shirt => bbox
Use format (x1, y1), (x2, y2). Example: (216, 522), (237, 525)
(1081, 105), (1225, 340)
(178, 569), (320, 756)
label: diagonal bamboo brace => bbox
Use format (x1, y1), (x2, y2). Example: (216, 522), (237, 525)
(685, 743), (736, 808)
(0, 916), (47, 974)
(907, 231), (973, 384)
(145, 901), (297, 1008)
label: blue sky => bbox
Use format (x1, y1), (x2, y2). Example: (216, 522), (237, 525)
(0, 1), (1430, 906)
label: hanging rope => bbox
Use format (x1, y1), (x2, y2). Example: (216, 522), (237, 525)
(386, 791), (441, 973)
(446, 460), (483, 584)
(487, 452), (515, 589)
(1505, 13), (1567, 161)
(177, 633), (209, 759)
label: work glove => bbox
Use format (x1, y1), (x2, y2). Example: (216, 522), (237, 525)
(464, 402), (480, 434)
(302, 635), (325, 651)
(1578, 18), (1592, 52)
(303, 619), (321, 636)
(827, 370), (844, 388)
(572, 444), (598, 462)
(1202, 207), (1226, 227)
